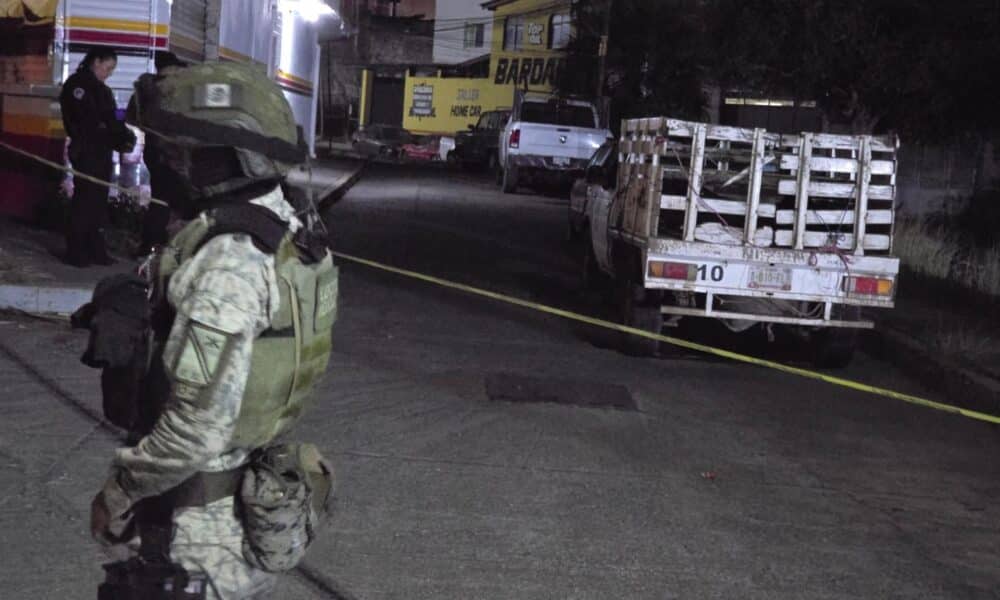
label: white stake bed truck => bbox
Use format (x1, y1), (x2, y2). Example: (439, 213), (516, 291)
(568, 117), (900, 367)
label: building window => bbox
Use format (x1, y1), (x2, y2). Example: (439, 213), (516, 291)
(504, 16), (524, 50)
(464, 23), (485, 48)
(549, 13), (571, 49)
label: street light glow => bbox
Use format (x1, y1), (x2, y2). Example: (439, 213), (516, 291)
(281, 0), (337, 23)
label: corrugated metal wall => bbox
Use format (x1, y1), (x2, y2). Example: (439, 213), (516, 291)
(169, 0), (207, 63)
(67, 0), (159, 27)
(277, 10), (319, 153)
(219, 0), (273, 65)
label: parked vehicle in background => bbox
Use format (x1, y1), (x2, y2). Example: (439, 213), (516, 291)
(352, 124), (413, 159)
(497, 91), (610, 194)
(453, 109), (510, 170)
(568, 117), (901, 367)
(439, 135), (456, 163)
(401, 135), (441, 162)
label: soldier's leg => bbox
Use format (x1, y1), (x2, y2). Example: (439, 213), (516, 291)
(170, 496), (277, 600)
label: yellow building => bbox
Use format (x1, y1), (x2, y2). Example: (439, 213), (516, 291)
(361, 0), (573, 136)
(483, 0), (571, 90)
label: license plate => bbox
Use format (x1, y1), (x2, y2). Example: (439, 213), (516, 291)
(553, 156), (570, 166)
(748, 267), (792, 290)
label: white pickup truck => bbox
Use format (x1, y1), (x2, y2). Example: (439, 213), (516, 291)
(497, 91), (611, 193)
(568, 117), (901, 367)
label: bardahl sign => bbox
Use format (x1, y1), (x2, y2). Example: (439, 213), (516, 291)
(493, 57), (564, 87)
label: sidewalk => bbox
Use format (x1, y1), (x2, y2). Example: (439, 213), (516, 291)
(0, 157), (363, 314)
(315, 140), (370, 162)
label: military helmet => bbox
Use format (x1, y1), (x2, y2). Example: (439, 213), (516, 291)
(133, 61), (306, 204)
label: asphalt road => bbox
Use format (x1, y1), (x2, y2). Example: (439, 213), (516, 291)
(1, 163), (997, 599)
(317, 163), (1000, 599)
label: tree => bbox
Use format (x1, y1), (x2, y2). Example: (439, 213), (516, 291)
(560, 0), (708, 130)
(561, 0), (1000, 141)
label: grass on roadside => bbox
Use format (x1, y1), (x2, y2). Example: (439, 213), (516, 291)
(931, 319), (998, 365)
(894, 218), (1000, 300)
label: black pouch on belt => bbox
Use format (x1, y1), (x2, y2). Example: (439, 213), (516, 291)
(71, 273), (151, 430)
(238, 442), (334, 572)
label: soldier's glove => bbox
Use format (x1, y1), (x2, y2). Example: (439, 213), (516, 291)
(90, 491), (135, 547)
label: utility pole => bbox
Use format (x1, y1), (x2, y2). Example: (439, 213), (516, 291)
(594, 0), (613, 98)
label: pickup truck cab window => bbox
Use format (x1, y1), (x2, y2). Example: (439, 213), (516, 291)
(520, 101), (597, 128)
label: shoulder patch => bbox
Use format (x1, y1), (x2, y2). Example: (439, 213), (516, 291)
(170, 320), (235, 398)
(73, 87), (85, 100)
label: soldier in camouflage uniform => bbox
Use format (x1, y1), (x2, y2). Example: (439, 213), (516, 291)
(89, 63), (335, 600)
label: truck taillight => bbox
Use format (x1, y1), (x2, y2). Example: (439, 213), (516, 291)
(509, 128), (520, 148)
(648, 261), (694, 281)
(843, 276), (893, 296)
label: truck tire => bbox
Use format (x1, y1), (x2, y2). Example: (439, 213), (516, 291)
(811, 306), (861, 368)
(501, 161), (519, 194)
(617, 280), (662, 357)
(578, 232), (605, 292)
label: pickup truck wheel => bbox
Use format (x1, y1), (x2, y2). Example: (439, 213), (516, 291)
(501, 162), (519, 194)
(617, 281), (661, 357)
(810, 306), (861, 368)
(579, 235), (604, 292)
(812, 328), (858, 368)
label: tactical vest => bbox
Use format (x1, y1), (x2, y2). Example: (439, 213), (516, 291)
(152, 204), (337, 450)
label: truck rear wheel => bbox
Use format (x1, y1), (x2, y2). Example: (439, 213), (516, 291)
(578, 234), (604, 291)
(501, 162), (519, 194)
(810, 306), (861, 368)
(812, 328), (858, 368)
(617, 281), (662, 357)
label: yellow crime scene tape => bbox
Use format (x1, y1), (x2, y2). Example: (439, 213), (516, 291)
(0, 139), (169, 207)
(329, 252), (1000, 427)
(1, 139), (997, 426)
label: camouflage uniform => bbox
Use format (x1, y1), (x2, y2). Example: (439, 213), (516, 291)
(99, 186), (301, 599)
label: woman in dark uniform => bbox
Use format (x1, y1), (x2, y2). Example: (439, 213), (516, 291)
(59, 47), (135, 267)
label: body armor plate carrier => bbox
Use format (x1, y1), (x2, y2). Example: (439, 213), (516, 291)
(152, 203), (337, 450)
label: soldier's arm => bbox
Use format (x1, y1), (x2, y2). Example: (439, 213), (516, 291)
(100, 237), (271, 518)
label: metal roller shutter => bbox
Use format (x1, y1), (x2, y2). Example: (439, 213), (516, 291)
(169, 0), (207, 63)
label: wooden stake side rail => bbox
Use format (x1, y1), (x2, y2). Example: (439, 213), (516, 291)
(619, 117), (900, 255)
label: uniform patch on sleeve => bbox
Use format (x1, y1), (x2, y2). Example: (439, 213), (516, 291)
(170, 321), (234, 393)
(73, 87), (85, 100)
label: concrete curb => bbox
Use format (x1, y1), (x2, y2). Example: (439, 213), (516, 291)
(864, 325), (1000, 419)
(0, 284), (90, 315)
